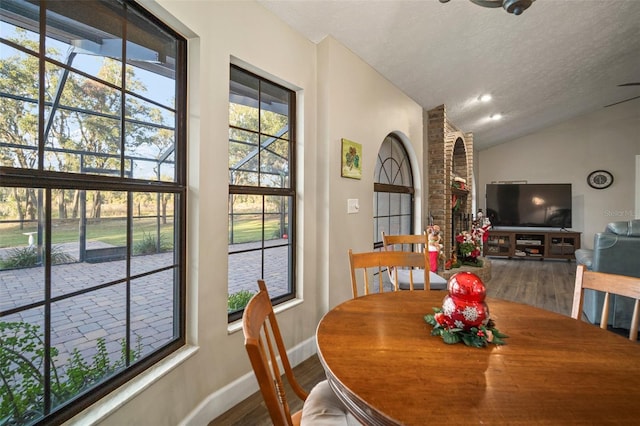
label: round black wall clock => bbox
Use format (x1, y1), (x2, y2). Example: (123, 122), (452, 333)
(587, 170), (614, 189)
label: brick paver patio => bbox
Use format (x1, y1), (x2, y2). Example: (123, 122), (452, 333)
(0, 241), (288, 368)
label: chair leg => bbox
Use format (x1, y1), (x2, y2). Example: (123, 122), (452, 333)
(630, 299), (640, 341)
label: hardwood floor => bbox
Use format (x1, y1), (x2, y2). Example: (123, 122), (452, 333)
(209, 258), (577, 426)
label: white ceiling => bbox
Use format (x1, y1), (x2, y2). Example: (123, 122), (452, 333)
(258, 0), (640, 150)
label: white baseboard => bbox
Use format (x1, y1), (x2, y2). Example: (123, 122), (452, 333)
(179, 337), (317, 426)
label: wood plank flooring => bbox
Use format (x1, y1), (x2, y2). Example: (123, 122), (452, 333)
(209, 258), (577, 426)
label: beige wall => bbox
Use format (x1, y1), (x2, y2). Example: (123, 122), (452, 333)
(317, 37), (424, 309)
(477, 98), (640, 249)
(65, 1), (424, 425)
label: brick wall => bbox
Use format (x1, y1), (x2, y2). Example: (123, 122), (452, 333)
(427, 105), (474, 266)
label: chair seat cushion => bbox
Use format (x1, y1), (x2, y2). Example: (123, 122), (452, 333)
(301, 380), (361, 425)
(392, 269), (448, 290)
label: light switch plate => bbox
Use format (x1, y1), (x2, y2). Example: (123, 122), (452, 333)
(347, 199), (359, 214)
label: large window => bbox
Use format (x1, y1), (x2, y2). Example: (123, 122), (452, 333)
(228, 65), (295, 322)
(374, 134), (414, 248)
(0, 1), (186, 424)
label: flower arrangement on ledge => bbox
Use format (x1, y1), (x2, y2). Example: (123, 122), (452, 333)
(447, 217), (491, 269)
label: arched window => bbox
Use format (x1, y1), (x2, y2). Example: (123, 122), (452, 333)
(373, 134), (415, 248)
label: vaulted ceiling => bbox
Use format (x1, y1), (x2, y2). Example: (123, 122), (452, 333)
(259, 0), (640, 150)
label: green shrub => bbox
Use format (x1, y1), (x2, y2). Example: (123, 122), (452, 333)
(0, 245), (76, 270)
(133, 232), (171, 255)
(228, 289), (255, 311)
(0, 321), (141, 425)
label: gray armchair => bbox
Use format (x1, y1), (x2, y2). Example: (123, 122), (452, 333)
(574, 220), (640, 330)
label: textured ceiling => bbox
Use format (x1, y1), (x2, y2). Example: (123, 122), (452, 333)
(259, 0), (640, 150)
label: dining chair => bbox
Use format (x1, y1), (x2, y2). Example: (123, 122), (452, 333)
(348, 249), (428, 298)
(571, 264), (640, 341)
(381, 232), (448, 291)
(242, 280), (357, 425)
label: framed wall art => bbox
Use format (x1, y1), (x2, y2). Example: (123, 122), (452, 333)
(341, 138), (362, 179)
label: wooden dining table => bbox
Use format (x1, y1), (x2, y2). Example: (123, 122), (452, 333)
(316, 291), (640, 425)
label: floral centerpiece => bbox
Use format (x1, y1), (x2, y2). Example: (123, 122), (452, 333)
(424, 272), (507, 348)
(452, 218), (491, 267)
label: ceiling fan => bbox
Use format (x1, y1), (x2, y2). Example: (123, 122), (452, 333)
(604, 83), (640, 108)
(439, 0), (535, 16)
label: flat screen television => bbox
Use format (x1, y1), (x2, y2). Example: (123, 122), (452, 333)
(485, 183), (572, 228)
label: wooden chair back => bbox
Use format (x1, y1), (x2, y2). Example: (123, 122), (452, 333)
(242, 280), (308, 426)
(348, 249), (428, 298)
(381, 231), (432, 290)
(381, 231), (428, 254)
(571, 264), (640, 341)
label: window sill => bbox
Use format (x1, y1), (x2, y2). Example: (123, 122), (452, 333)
(64, 345), (199, 425)
(227, 297), (304, 334)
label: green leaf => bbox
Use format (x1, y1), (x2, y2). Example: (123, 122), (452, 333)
(442, 330), (461, 344)
(424, 314), (436, 326)
(492, 329), (509, 338)
(492, 335), (507, 345)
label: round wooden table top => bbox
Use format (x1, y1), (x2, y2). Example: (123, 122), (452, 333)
(316, 291), (640, 425)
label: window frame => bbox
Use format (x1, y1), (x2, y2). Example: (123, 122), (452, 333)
(228, 64), (297, 323)
(373, 134), (415, 249)
(0, 1), (187, 423)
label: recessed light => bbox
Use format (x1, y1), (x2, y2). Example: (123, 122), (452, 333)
(490, 113), (502, 120)
(478, 94), (492, 102)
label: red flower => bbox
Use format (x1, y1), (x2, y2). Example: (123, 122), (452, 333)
(455, 234), (465, 243)
(434, 313), (446, 325)
(477, 330), (485, 337)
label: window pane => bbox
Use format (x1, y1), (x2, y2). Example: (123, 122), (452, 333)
(0, 308), (46, 425)
(125, 5), (177, 109)
(389, 215), (401, 235)
(400, 193), (412, 216)
(131, 269), (178, 358)
(51, 189), (128, 297)
(260, 81), (290, 139)
(0, 187), (44, 310)
(264, 195), (290, 244)
(131, 192), (175, 277)
(260, 136), (289, 188)
(377, 192), (390, 217)
(125, 121), (176, 181)
(228, 194), (261, 245)
(45, 0), (124, 68)
(229, 129), (259, 186)
(0, 44), (39, 169)
(1, 1), (40, 53)
(51, 285), (127, 409)
(262, 245), (290, 298)
(229, 68), (259, 130)
(228, 251), (261, 315)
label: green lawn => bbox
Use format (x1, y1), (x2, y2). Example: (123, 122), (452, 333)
(0, 218), (174, 248)
(2, 214), (286, 248)
(229, 216), (285, 244)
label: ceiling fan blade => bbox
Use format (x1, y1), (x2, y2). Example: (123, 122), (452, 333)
(618, 83), (640, 87)
(604, 95), (640, 108)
